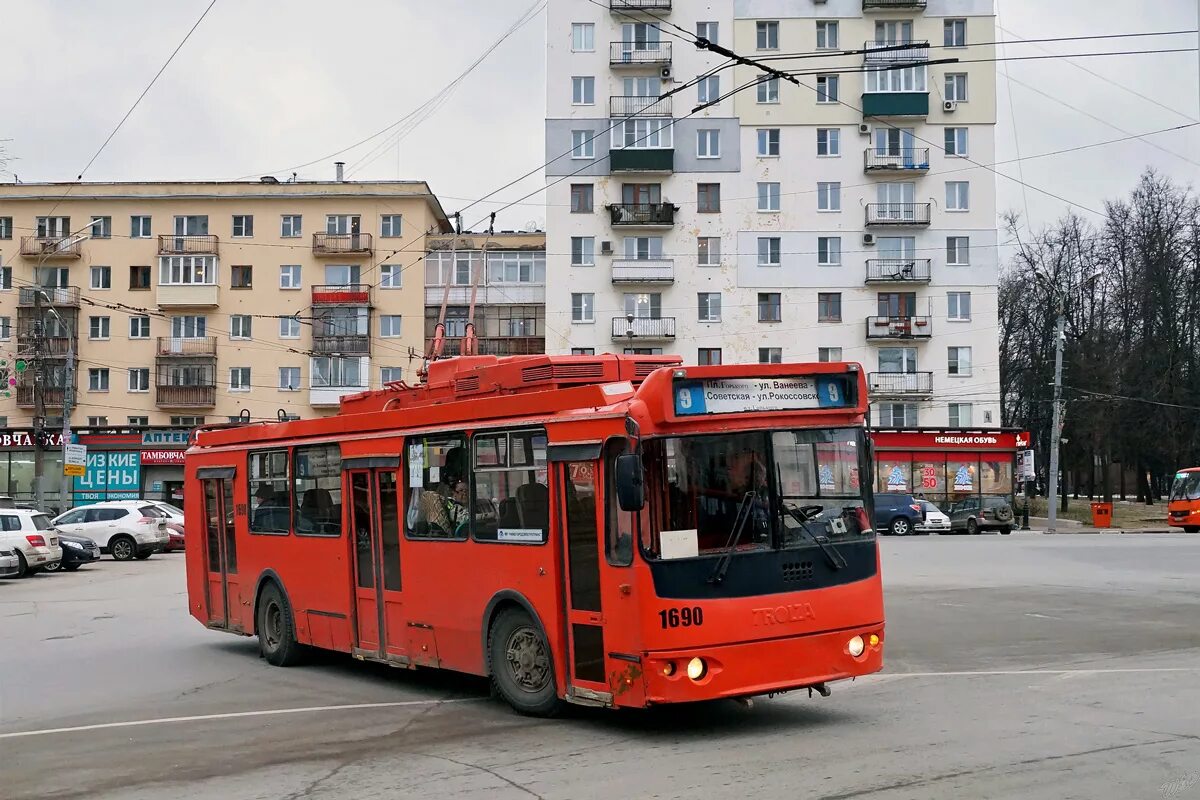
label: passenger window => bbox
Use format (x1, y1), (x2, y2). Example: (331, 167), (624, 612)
(249, 449), (290, 534)
(473, 429), (549, 544)
(604, 438), (634, 566)
(405, 434), (469, 539)
(57, 511), (83, 525)
(138, 506), (163, 518)
(103, 510), (127, 522)
(0, 515), (19, 531)
(294, 444), (341, 536)
(84, 509), (105, 523)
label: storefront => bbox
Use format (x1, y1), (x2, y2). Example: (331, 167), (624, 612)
(870, 430), (1025, 511)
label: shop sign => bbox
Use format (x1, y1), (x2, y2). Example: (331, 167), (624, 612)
(0, 430), (66, 448)
(141, 431), (190, 447)
(141, 450), (186, 466)
(73, 452), (141, 501)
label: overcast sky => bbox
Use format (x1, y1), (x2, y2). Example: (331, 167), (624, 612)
(2, 0), (1198, 237)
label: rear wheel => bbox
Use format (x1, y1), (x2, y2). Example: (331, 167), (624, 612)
(888, 517), (912, 537)
(110, 536), (136, 561)
(488, 608), (561, 717)
(257, 582), (305, 667)
(1184, 526), (1199, 533)
(42, 560), (61, 573)
(63, 563), (82, 572)
(999, 527), (1012, 535)
(14, 552), (29, 578)
(134, 551), (153, 560)
(967, 519), (979, 535)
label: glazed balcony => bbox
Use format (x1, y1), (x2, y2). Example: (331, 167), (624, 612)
(609, 147), (674, 173)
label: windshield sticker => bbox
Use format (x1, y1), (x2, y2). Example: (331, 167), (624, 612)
(497, 528), (543, 543)
(674, 376), (851, 416)
(819, 464), (836, 492)
(408, 444), (424, 488)
(659, 529), (699, 560)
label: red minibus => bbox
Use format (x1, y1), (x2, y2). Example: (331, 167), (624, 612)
(1169, 468), (1200, 531)
(185, 355), (885, 715)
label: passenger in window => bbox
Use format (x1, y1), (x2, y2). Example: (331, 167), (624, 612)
(253, 484), (290, 532)
(419, 446), (470, 537)
(725, 448), (773, 543)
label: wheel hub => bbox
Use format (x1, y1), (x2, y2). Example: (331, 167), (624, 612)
(505, 627), (550, 693)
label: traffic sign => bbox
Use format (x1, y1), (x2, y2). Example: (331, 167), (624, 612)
(64, 463), (86, 477)
(65, 443), (87, 467)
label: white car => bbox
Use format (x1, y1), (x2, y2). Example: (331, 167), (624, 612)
(51, 501), (170, 561)
(0, 546), (20, 578)
(916, 500), (952, 534)
(0, 509), (64, 577)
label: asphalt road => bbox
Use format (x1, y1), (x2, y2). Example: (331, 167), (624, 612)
(2, 534), (1198, 800)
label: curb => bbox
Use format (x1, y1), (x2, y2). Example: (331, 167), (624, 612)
(1035, 529), (1185, 535)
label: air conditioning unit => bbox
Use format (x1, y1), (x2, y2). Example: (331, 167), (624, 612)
(600, 240), (613, 255)
(858, 123), (872, 135)
(660, 66), (673, 80)
(863, 233), (876, 246)
(943, 100), (957, 113)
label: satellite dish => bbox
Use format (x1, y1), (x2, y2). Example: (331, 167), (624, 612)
(522, 219), (538, 232)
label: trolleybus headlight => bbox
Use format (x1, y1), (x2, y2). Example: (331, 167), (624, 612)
(686, 657), (707, 681)
(662, 661), (676, 677)
(848, 636), (865, 657)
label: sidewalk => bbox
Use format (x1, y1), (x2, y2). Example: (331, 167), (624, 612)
(1026, 516), (1182, 535)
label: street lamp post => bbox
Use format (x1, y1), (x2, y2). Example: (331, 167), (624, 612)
(1045, 311), (1066, 534)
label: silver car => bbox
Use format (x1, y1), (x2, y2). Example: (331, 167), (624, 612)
(915, 500), (951, 534)
(0, 547), (19, 578)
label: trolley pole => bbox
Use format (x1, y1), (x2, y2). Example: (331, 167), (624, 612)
(1045, 312), (1066, 534)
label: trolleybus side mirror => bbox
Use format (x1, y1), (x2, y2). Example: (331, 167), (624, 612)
(614, 453), (645, 512)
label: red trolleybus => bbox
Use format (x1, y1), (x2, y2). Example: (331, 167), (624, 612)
(184, 355), (884, 715)
(1169, 468), (1200, 531)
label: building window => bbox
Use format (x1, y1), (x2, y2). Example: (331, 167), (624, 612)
(374, 214), (402, 238)
(281, 215), (302, 238)
(944, 19), (967, 47)
(757, 128), (780, 157)
(945, 73), (968, 102)
(229, 367), (251, 392)
(948, 292), (972, 321)
(279, 367), (301, 391)
(89, 316), (111, 340)
(90, 216), (112, 239)
(612, 117), (673, 150)
(697, 129), (721, 158)
(698, 348), (722, 366)
(945, 127), (968, 157)
(571, 76), (595, 105)
(232, 215), (254, 238)
(698, 292), (721, 322)
(571, 130), (595, 159)
(312, 356), (364, 388)
(877, 402), (918, 427)
(171, 416), (205, 427)
(759, 347), (782, 364)
(159, 256), (216, 285)
(818, 347), (842, 363)
(946, 181), (970, 211)
(89, 368), (110, 392)
(818, 236), (841, 266)
(131, 216), (151, 238)
(86, 416), (109, 427)
(756, 21), (779, 50)
(569, 184), (594, 214)
(372, 367), (400, 385)
(280, 265), (302, 289)
(130, 265), (151, 290)
(758, 292), (782, 323)
(948, 403), (973, 427)
(380, 315), (403, 337)
(0, 217), (11, 239)
(126, 368), (150, 393)
(697, 183), (721, 213)
(757, 237), (781, 266)
(816, 20), (838, 49)
(816, 75), (839, 103)
(373, 264), (400, 288)
(0, 267), (10, 289)
(570, 236), (595, 266)
(571, 22), (594, 52)
(571, 293), (595, 323)
(697, 75), (720, 105)
(755, 77), (780, 104)
(230, 315), (252, 339)
(757, 182), (781, 212)
(948, 346), (973, 376)
(947, 236), (970, 265)
(90, 266), (111, 290)
(171, 315), (207, 338)
(571, 347), (596, 356)
(818, 293), (842, 322)
(279, 316), (301, 339)
(228, 265), (252, 289)
(129, 316), (151, 339)
(696, 21), (718, 45)
(697, 236), (721, 266)
(128, 416), (149, 426)
(817, 182), (841, 211)
(817, 128), (840, 156)
(0, 317), (9, 340)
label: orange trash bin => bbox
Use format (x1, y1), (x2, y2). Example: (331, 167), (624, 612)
(1090, 502), (1113, 529)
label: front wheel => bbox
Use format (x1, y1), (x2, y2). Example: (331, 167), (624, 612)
(1184, 526), (1199, 533)
(257, 583), (305, 667)
(889, 517), (912, 537)
(488, 609), (561, 717)
(967, 519), (979, 535)
(110, 536), (137, 561)
(135, 551), (153, 560)
(999, 527), (1012, 535)
(63, 563), (82, 572)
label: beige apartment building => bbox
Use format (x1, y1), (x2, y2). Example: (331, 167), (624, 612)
(0, 177), (450, 430)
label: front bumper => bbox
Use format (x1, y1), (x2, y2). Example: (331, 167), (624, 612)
(917, 521), (951, 533)
(639, 624), (885, 705)
(1169, 509), (1200, 528)
(0, 560), (19, 577)
(61, 546), (101, 565)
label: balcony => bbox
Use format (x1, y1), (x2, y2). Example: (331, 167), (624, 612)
(863, 40), (930, 64)
(865, 203), (932, 226)
(17, 286), (81, 308)
(869, 372), (934, 397)
(312, 334), (371, 356)
(611, 316), (676, 341)
(157, 337), (218, 357)
(423, 284), (545, 305)
(608, 203), (677, 227)
(312, 284), (372, 306)
(866, 316), (933, 341)
(311, 384), (370, 408)
(609, 0), (671, 11)
(157, 284), (220, 307)
(862, 92), (930, 117)
(312, 233), (373, 257)
(866, 259), (932, 283)
(609, 41), (672, 67)
(432, 337), (546, 357)
(16, 385), (71, 409)
(157, 235), (219, 256)
(19, 236), (82, 259)
(863, 0), (927, 10)
(610, 95), (673, 117)
(864, 148), (930, 174)
(609, 147), (674, 173)
(612, 259), (675, 283)
(156, 385), (217, 409)
(17, 328), (76, 356)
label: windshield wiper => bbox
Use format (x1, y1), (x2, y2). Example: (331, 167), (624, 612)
(782, 503), (848, 571)
(708, 491), (756, 586)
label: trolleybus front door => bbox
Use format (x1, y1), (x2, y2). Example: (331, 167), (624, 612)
(348, 467), (406, 662)
(559, 461), (611, 702)
(201, 476), (238, 630)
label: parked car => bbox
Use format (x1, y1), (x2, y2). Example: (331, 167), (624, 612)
(0, 547), (20, 578)
(51, 501), (170, 561)
(915, 500), (951, 534)
(0, 509), (63, 577)
(873, 493), (926, 536)
(145, 503), (186, 551)
(42, 531), (102, 572)
(948, 496), (1015, 535)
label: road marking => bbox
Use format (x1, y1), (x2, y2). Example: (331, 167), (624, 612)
(0, 697), (482, 740)
(871, 667), (1200, 680)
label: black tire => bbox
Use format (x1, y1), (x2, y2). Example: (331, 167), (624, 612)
(967, 519), (979, 535)
(257, 582), (305, 667)
(63, 563), (82, 572)
(488, 608), (561, 717)
(42, 560), (61, 573)
(888, 517), (912, 537)
(999, 527), (1012, 535)
(110, 536), (137, 561)
(15, 552), (29, 578)
(1184, 526), (1199, 533)
(135, 551), (153, 560)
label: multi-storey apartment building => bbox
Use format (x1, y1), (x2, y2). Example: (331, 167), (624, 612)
(545, 0), (1000, 429)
